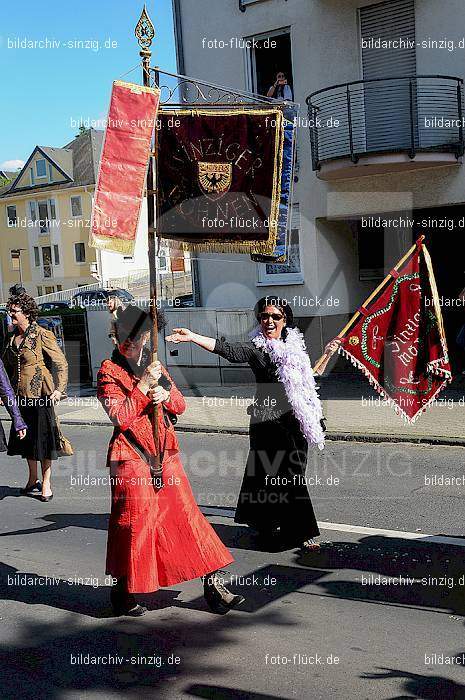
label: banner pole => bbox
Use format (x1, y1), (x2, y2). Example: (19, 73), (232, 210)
(137, 6), (161, 482)
(313, 234), (425, 374)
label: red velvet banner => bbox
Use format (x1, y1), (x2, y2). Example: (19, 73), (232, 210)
(339, 242), (451, 422)
(156, 108), (284, 254)
(90, 80), (160, 255)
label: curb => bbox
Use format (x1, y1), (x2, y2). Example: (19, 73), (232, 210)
(56, 419), (465, 446)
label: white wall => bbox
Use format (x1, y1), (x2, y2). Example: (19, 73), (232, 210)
(98, 200), (149, 282)
(176, 0), (465, 318)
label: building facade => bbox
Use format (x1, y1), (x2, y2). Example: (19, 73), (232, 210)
(0, 128), (157, 301)
(171, 0), (465, 368)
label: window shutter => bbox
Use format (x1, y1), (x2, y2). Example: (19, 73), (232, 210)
(360, 0), (416, 80)
(359, 0), (416, 152)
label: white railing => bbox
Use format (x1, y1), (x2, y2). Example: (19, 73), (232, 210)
(34, 269), (193, 305)
(35, 282), (101, 305)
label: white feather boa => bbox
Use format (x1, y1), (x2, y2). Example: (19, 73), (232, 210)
(250, 326), (325, 450)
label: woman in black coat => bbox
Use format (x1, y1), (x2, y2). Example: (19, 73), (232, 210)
(167, 296), (334, 552)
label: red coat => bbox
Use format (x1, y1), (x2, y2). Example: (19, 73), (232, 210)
(97, 358), (233, 593)
(98, 359), (186, 464)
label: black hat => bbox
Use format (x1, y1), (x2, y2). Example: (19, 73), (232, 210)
(254, 295), (295, 328)
(115, 305), (166, 342)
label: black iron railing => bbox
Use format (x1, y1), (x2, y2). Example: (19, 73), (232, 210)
(306, 75), (465, 171)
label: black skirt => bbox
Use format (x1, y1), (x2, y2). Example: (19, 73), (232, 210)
(235, 411), (320, 544)
(8, 396), (61, 461)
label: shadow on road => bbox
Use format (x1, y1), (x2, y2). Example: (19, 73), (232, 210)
(0, 512), (109, 537)
(293, 534), (465, 619)
(0, 485), (23, 501)
(361, 665), (465, 698)
(0, 606), (291, 700)
(186, 684), (293, 699)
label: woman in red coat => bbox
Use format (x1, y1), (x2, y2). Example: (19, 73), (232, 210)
(98, 306), (244, 617)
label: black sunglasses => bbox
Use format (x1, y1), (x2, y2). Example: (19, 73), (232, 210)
(259, 312), (284, 321)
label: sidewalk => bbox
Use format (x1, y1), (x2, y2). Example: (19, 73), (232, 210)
(3, 375), (462, 445)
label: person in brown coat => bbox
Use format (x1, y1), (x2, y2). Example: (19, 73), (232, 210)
(3, 292), (68, 502)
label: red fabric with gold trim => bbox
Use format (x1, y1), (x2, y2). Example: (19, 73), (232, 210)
(339, 244), (451, 422)
(90, 80), (160, 255)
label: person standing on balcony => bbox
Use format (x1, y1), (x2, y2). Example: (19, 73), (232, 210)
(167, 297), (332, 553)
(3, 292), (69, 502)
(267, 72), (293, 101)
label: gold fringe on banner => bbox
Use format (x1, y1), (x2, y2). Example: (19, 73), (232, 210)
(113, 80), (161, 96)
(89, 232), (136, 256)
(160, 236), (277, 256)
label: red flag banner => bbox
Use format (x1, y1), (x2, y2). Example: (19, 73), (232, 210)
(156, 108), (284, 254)
(338, 241), (451, 422)
(90, 80), (160, 255)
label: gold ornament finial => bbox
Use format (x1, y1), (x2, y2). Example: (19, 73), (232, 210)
(135, 4), (155, 50)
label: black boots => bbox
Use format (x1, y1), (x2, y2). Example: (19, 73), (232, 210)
(110, 572), (245, 617)
(110, 578), (147, 617)
(203, 570), (245, 615)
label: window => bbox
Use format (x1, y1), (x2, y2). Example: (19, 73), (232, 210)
(44, 286), (54, 294)
(34, 246), (40, 267)
(36, 159), (47, 178)
(56, 284), (62, 291)
(53, 244), (60, 265)
(38, 201), (49, 233)
(71, 195), (82, 217)
(359, 0), (416, 152)
(246, 28), (293, 101)
(37, 199), (56, 233)
(42, 246), (52, 278)
(10, 250), (20, 271)
(358, 225), (384, 281)
(37, 286), (43, 296)
(74, 242), (86, 263)
(6, 205), (17, 226)
(158, 248), (168, 272)
(29, 201), (37, 222)
(30, 168), (34, 185)
(257, 205), (303, 285)
(48, 163), (53, 181)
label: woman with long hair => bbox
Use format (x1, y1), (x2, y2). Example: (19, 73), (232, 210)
(167, 296), (334, 552)
(4, 292), (68, 502)
(98, 306), (244, 616)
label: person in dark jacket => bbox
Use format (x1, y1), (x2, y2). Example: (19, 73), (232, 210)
(167, 296), (330, 552)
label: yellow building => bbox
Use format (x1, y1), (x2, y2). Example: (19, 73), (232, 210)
(0, 129), (104, 300)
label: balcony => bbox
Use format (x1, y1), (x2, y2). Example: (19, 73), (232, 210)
(306, 75), (464, 180)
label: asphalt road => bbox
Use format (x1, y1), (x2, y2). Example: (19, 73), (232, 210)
(1, 425), (465, 699)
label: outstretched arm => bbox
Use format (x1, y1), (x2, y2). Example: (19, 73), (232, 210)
(166, 328), (215, 352)
(166, 328), (257, 364)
